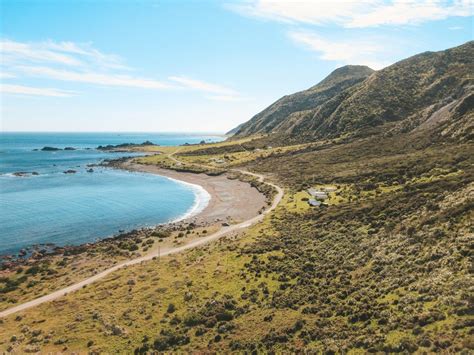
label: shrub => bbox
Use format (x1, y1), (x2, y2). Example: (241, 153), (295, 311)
(166, 303), (176, 313)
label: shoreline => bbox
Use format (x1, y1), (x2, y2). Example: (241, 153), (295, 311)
(0, 160), (267, 267)
(0, 161), (284, 318)
(163, 174), (211, 225)
(117, 160), (268, 225)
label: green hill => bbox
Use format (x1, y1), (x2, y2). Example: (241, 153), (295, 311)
(229, 65), (374, 136)
(231, 41), (473, 142)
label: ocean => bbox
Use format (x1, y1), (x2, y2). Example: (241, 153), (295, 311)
(0, 132), (223, 256)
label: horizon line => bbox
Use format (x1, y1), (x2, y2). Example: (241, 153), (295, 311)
(0, 130), (227, 135)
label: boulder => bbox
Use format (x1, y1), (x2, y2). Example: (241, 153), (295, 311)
(13, 172), (29, 177)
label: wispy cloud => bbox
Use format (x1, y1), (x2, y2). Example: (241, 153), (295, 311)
(227, 0), (473, 28)
(1, 39), (244, 100)
(206, 95), (249, 102)
(288, 31), (392, 69)
(1, 39), (127, 69)
(347, 0), (473, 28)
(169, 76), (243, 100)
(0, 84), (75, 97)
(17, 66), (171, 89)
(0, 72), (16, 79)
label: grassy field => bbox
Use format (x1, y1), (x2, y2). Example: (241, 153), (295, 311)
(1, 133), (473, 353)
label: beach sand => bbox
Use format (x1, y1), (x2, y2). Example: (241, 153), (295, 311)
(120, 161), (268, 226)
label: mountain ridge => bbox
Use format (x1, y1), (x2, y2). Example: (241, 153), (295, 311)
(228, 65), (374, 136)
(230, 41), (473, 142)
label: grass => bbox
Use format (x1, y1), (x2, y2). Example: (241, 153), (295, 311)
(1, 133), (473, 353)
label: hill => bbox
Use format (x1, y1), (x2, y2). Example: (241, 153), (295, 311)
(229, 65), (374, 136)
(1, 42), (473, 354)
(231, 41), (473, 142)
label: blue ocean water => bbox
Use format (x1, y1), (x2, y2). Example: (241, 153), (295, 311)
(0, 132), (223, 255)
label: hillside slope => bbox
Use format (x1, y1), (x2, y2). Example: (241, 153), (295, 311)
(232, 41), (473, 141)
(229, 65), (374, 136)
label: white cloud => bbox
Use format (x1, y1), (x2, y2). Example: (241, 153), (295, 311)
(226, 0), (371, 25)
(169, 76), (238, 95)
(0, 39), (127, 69)
(347, 0), (473, 28)
(0, 72), (16, 79)
(17, 66), (171, 89)
(1, 39), (244, 99)
(227, 0), (473, 28)
(206, 95), (248, 102)
(1, 39), (169, 91)
(288, 31), (392, 69)
(169, 75), (243, 100)
(1, 84), (75, 97)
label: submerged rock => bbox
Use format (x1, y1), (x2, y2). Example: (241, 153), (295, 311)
(41, 146), (61, 151)
(13, 172), (29, 177)
(12, 171), (40, 177)
(87, 168), (94, 173)
(63, 170), (77, 174)
(64, 147), (76, 151)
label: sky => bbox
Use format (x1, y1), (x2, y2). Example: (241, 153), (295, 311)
(0, 0), (472, 133)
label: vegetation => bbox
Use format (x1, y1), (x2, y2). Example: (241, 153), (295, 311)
(1, 41), (473, 353)
(231, 41), (473, 142)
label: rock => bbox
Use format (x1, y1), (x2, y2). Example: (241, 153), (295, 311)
(87, 168), (94, 173)
(31, 172), (39, 176)
(41, 146), (61, 151)
(13, 172), (29, 177)
(97, 141), (157, 150)
(141, 140), (155, 146)
(18, 249), (27, 257)
(64, 147), (76, 150)
(63, 170), (77, 174)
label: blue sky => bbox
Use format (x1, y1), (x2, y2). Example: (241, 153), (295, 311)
(1, 0), (472, 132)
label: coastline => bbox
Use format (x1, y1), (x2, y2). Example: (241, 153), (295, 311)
(117, 160), (268, 226)
(164, 174), (211, 225)
(0, 160), (283, 318)
(0, 160), (267, 266)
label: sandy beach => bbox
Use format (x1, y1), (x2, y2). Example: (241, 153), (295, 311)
(120, 161), (268, 226)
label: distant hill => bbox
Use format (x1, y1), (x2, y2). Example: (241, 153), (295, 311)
(228, 65), (374, 136)
(231, 41), (473, 141)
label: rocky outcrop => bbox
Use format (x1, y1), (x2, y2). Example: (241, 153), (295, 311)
(41, 146), (61, 151)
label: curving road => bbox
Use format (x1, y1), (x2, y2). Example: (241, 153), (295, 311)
(0, 157), (283, 318)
